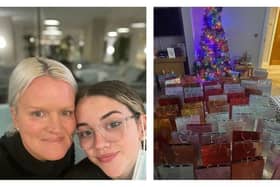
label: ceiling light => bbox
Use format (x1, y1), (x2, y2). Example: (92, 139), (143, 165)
(44, 19), (60, 26)
(0, 36), (7, 49)
(131, 22), (146, 29)
(106, 46), (115, 55)
(77, 63), (82, 69)
(107, 31), (118, 37)
(117, 27), (130, 33)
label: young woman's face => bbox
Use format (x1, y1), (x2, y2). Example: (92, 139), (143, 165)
(76, 96), (144, 179)
(11, 76), (76, 161)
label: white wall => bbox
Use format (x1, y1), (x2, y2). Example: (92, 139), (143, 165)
(0, 17), (16, 67)
(182, 7), (267, 72)
(154, 36), (185, 52)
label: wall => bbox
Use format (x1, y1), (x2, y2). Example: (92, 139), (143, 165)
(0, 17), (16, 67)
(182, 7), (267, 72)
(154, 36), (184, 51)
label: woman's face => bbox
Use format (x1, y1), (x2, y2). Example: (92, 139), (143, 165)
(11, 76), (76, 161)
(76, 96), (144, 179)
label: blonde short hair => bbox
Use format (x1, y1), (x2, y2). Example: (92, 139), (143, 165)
(8, 57), (77, 107)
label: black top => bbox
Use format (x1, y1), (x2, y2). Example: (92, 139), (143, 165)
(64, 158), (110, 179)
(0, 132), (74, 179)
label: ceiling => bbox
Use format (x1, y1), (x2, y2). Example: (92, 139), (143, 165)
(0, 7), (146, 28)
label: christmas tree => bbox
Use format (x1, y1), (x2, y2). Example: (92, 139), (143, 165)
(193, 7), (232, 81)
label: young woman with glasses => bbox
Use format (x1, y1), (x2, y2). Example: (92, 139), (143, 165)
(65, 80), (146, 179)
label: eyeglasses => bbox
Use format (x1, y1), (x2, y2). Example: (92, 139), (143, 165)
(76, 114), (138, 149)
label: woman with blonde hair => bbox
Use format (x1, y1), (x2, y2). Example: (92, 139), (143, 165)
(0, 57), (77, 178)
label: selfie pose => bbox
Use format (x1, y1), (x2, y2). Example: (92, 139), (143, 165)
(0, 57), (77, 178)
(66, 80), (146, 179)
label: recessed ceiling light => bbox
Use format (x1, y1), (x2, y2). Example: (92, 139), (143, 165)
(131, 22), (146, 29)
(107, 31), (118, 37)
(0, 36), (6, 49)
(44, 19), (60, 26)
(117, 27), (130, 33)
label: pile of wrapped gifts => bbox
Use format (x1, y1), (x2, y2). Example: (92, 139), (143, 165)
(154, 74), (280, 179)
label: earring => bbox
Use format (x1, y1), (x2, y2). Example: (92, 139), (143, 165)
(15, 127), (20, 131)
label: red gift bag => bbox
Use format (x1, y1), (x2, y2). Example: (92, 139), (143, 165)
(227, 92), (246, 102)
(186, 123), (213, 134)
(170, 143), (197, 166)
(272, 165), (280, 179)
(158, 95), (181, 108)
(232, 130), (260, 142)
(200, 143), (231, 166)
(204, 89), (224, 101)
(229, 97), (249, 119)
(195, 165), (231, 179)
(232, 141), (256, 162)
(231, 156), (264, 179)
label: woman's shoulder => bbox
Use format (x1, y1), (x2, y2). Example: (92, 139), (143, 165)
(0, 134), (22, 177)
(64, 158), (110, 179)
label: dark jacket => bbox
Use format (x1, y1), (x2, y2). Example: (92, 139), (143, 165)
(0, 132), (74, 179)
(64, 158), (110, 179)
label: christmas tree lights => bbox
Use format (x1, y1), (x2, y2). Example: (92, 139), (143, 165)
(193, 7), (232, 81)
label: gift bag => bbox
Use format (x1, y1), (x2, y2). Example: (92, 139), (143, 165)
(175, 115), (200, 132)
(200, 132), (230, 145)
(200, 143), (231, 166)
(158, 95), (181, 108)
(231, 156), (264, 179)
(170, 143), (196, 166)
(186, 123), (213, 134)
(272, 165), (280, 179)
(232, 130), (260, 142)
(195, 165), (231, 179)
(155, 164), (194, 179)
(204, 88), (224, 101)
(232, 141), (256, 162)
